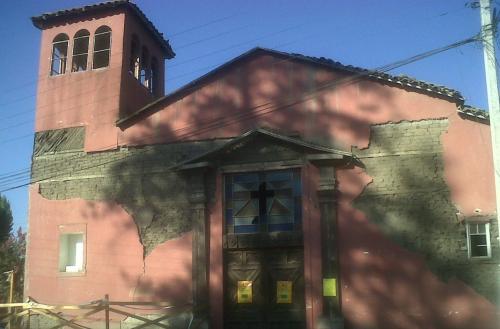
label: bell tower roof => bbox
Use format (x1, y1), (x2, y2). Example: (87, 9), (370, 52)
(31, 0), (175, 59)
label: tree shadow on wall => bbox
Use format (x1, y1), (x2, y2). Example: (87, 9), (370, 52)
(340, 118), (499, 329)
(71, 53), (498, 329)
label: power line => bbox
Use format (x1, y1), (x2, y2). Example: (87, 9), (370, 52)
(0, 22), (313, 128)
(175, 25), (252, 50)
(0, 34), (480, 192)
(0, 25), (481, 151)
(0, 2), (469, 116)
(169, 24), (306, 69)
(0, 34), (480, 188)
(0, 9), (248, 96)
(168, 11), (247, 38)
(0, 19), (332, 134)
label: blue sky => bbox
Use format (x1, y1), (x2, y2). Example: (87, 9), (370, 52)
(0, 0), (496, 230)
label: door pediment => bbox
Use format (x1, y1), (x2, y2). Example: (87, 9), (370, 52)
(175, 128), (353, 170)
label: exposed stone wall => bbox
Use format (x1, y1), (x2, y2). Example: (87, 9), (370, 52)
(353, 119), (500, 303)
(32, 131), (228, 255)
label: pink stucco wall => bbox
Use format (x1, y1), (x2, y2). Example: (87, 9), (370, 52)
(25, 185), (192, 307)
(119, 12), (165, 119)
(336, 168), (497, 329)
(117, 52), (496, 328)
(119, 53), (494, 217)
(34, 7), (166, 153)
(30, 26), (497, 327)
(35, 11), (126, 152)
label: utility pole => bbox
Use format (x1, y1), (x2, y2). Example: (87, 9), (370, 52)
(479, 0), (500, 322)
(480, 0), (500, 247)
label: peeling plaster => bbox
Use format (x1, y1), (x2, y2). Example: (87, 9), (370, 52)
(344, 119), (499, 305)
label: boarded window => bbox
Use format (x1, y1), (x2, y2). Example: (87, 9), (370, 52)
(72, 29), (90, 72)
(93, 25), (111, 69)
(129, 35), (140, 78)
(51, 33), (69, 75)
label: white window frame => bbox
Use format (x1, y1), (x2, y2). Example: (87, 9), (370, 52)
(466, 222), (491, 259)
(58, 232), (85, 273)
(50, 34), (69, 76)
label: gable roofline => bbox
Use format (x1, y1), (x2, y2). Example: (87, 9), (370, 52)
(116, 47), (466, 127)
(31, 0), (175, 59)
(173, 128), (354, 170)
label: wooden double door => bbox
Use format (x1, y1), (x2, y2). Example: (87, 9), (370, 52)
(224, 248), (306, 329)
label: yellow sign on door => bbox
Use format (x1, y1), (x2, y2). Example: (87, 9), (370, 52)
(237, 281), (252, 303)
(276, 281), (292, 303)
(323, 278), (337, 297)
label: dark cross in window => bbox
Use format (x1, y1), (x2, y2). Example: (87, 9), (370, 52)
(250, 182), (275, 224)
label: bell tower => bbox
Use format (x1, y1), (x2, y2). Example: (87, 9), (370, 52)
(32, 1), (174, 151)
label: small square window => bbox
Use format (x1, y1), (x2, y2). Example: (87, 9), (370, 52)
(466, 223), (491, 258)
(59, 233), (85, 272)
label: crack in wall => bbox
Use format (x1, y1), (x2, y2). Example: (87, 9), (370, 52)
(33, 138), (226, 258)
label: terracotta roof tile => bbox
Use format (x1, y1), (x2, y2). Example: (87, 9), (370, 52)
(457, 105), (490, 123)
(117, 47), (471, 126)
(286, 51), (463, 100)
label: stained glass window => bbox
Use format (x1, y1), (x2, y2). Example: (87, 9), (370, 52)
(225, 170), (301, 233)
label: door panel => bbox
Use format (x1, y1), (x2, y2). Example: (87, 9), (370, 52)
(224, 249), (305, 329)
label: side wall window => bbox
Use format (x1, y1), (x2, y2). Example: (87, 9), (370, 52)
(150, 57), (159, 95)
(58, 224), (86, 273)
(72, 29), (90, 72)
(93, 25), (111, 69)
(59, 233), (84, 272)
(51, 33), (69, 76)
(140, 46), (150, 88)
(466, 222), (491, 258)
(129, 36), (158, 94)
(129, 35), (140, 79)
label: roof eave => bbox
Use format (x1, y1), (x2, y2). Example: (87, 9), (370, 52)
(116, 47), (465, 127)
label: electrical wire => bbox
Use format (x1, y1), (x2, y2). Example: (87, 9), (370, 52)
(0, 21), (317, 133)
(0, 34), (480, 192)
(0, 1), (468, 110)
(0, 32), (482, 187)
(0, 3), (483, 182)
(0, 34), (480, 189)
(0, 5), (473, 147)
(0, 9), (248, 96)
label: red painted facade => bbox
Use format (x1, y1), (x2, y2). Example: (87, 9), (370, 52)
(26, 2), (498, 329)
(118, 53), (494, 218)
(26, 185), (192, 305)
(34, 6), (165, 152)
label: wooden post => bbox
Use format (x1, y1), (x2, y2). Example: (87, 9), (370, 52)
(6, 270), (14, 329)
(27, 309), (31, 329)
(104, 294), (110, 329)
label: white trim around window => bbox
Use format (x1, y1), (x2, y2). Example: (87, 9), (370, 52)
(466, 222), (491, 259)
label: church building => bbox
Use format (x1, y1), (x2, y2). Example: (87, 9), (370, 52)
(25, 1), (499, 328)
